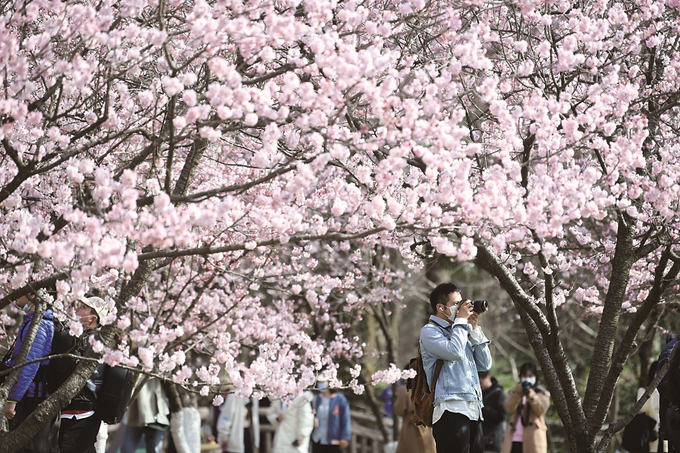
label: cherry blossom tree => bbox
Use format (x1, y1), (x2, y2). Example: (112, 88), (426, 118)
(1, 0), (680, 450)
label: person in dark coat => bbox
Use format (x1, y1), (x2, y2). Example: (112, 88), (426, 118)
(58, 296), (109, 453)
(658, 335), (679, 452)
(479, 371), (506, 452)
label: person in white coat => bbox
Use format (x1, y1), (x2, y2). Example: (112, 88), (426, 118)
(217, 393), (260, 453)
(267, 392), (315, 453)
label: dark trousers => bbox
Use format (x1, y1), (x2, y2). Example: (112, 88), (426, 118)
(432, 411), (484, 453)
(658, 433), (678, 453)
(312, 442), (341, 453)
(10, 397), (60, 453)
(243, 427), (254, 453)
(510, 442), (523, 453)
(120, 425), (168, 453)
(58, 415), (102, 453)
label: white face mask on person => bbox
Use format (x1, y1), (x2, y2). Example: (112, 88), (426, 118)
(447, 307), (458, 322)
(521, 376), (536, 386)
(440, 304), (459, 322)
(76, 314), (95, 325)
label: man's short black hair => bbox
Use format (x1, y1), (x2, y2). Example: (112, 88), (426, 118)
(429, 283), (461, 313)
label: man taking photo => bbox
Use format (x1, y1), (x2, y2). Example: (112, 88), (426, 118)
(419, 283), (492, 453)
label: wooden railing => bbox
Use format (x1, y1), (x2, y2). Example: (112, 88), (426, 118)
(257, 409), (387, 453)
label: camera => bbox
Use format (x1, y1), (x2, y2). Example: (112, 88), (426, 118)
(473, 299), (488, 313)
(521, 380), (532, 395)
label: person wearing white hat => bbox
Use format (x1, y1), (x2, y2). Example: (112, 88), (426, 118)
(76, 297), (109, 329)
(58, 295), (109, 453)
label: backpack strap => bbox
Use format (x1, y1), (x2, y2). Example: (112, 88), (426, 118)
(431, 359), (444, 392)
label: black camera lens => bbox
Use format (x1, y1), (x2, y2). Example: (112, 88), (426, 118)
(473, 299), (488, 313)
(521, 380), (532, 395)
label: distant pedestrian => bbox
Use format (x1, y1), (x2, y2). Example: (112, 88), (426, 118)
(479, 371), (506, 452)
(658, 335), (679, 452)
(501, 362), (551, 453)
(3, 292), (58, 453)
(621, 361), (660, 453)
(120, 378), (171, 453)
(393, 383), (436, 453)
(311, 381), (351, 453)
(58, 296), (109, 453)
(217, 393), (260, 453)
(664, 341), (680, 451)
(267, 391), (315, 453)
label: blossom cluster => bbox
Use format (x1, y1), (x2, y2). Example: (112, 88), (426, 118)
(1, 0), (679, 397)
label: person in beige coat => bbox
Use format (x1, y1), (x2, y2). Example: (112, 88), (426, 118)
(394, 384), (436, 453)
(500, 362), (551, 453)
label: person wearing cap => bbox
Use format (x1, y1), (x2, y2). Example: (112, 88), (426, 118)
(58, 296), (109, 453)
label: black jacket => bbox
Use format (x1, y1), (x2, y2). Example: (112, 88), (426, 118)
(61, 331), (105, 412)
(482, 378), (507, 452)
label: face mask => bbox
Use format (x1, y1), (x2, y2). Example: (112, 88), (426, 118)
(22, 304), (31, 313)
(76, 315), (93, 325)
(444, 304), (459, 322)
(521, 376), (536, 386)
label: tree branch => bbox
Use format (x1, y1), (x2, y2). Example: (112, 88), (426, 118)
(136, 228), (386, 260)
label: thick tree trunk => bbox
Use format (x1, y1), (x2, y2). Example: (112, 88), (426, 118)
(582, 215), (635, 434)
(476, 238), (587, 452)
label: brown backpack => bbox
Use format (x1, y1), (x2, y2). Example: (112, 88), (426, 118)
(407, 353), (444, 427)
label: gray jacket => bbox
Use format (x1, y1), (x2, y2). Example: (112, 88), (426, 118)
(126, 379), (171, 427)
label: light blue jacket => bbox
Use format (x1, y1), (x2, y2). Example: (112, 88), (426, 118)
(419, 316), (492, 406)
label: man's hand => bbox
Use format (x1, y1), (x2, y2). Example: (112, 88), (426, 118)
(339, 439), (349, 450)
(4, 402), (16, 420)
(468, 311), (479, 329)
(456, 300), (473, 320)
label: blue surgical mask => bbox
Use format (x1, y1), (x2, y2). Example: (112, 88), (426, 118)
(22, 304), (31, 313)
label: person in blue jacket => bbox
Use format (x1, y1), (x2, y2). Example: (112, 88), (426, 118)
(3, 292), (58, 453)
(420, 282), (492, 453)
(311, 380), (351, 452)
